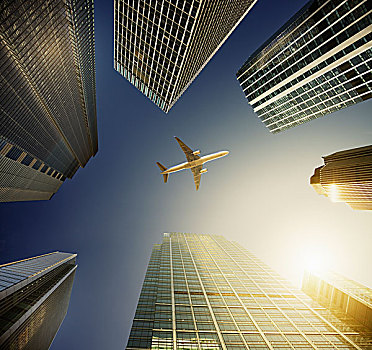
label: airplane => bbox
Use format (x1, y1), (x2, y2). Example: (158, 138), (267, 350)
(156, 137), (229, 190)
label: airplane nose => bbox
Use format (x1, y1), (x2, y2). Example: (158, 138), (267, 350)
(224, 151), (229, 156)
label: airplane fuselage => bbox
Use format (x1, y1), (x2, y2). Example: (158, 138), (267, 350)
(161, 151), (229, 174)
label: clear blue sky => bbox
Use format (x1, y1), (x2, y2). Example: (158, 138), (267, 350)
(0, 1), (371, 349)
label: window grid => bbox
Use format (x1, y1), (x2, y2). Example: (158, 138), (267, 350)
(236, 0), (372, 133)
(114, 0), (257, 113)
(126, 234), (372, 349)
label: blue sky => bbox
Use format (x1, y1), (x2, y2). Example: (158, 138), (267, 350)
(0, 0), (371, 349)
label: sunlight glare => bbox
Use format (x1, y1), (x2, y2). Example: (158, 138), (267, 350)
(329, 183), (338, 202)
(302, 246), (330, 273)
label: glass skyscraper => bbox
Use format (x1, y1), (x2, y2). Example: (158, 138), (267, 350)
(0, 252), (77, 349)
(236, 0), (372, 133)
(310, 145), (372, 210)
(0, 0), (97, 202)
(126, 233), (372, 349)
(114, 0), (257, 112)
(302, 270), (372, 332)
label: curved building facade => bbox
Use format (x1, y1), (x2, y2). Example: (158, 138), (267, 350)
(237, 0), (372, 133)
(311, 145), (372, 210)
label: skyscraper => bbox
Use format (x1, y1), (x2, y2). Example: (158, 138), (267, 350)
(114, 0), (257, 112)
(0, 252), (77, 349)
(310, 145), (372, 210)
(236, 0), (372, 133)
(302, 269), (372, 331)
(126, 233), (372, 349)
(0, 0), (97, 202)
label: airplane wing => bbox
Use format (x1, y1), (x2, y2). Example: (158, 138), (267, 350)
(191, 166), (202, 191)
(175, 137), (200, 162)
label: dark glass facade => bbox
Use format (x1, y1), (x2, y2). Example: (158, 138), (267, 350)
(303, 270), (372, 332)
(237, 0), (372, 133)
(0, 0), (97, 202)
(114, 0), (257, 112)
(310, 145), (372, 210)
(0, 252), (77, 349)
(126, 233), (372, 349)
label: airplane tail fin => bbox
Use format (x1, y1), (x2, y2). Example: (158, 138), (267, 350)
(156, 162), (169, 183)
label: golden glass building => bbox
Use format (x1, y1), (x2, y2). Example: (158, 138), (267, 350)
(302, 270), (372, 332)
(114, 0), (257, 113)
(0, 0), (97, 202)
(126, 233), (372, 349)
(236, 0), (372, 133)
(0, 252), (77, 349)
(310, 145), (372, 210)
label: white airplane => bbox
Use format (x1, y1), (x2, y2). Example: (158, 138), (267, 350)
(156, 137), (229, 190)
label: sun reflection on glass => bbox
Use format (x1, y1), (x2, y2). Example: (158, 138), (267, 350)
(329, 183), (338, 202)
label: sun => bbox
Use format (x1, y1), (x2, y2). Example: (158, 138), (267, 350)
(302, 246), (330, 273)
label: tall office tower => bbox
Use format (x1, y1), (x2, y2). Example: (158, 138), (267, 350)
(310, 145), (372, 210)
(126, 233), (372, 349)
(0, 0), (97, 202)
(0, 252), (77, 349)
(236, 0), (372, 133)
(114, 0), (257, 113)
(302, 270), (372, 331)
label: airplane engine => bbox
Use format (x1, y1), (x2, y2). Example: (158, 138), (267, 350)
(193, 150), (200, 155)
(200, 168), (208, 174)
